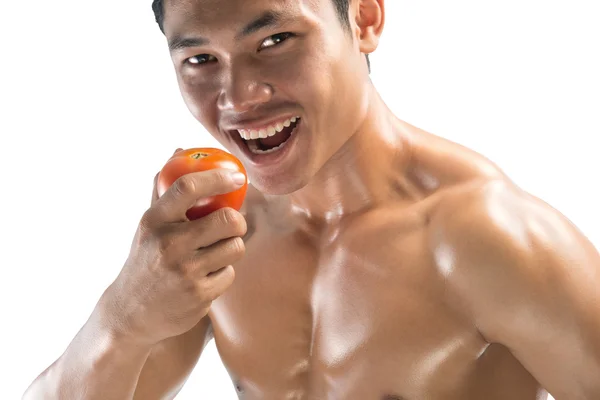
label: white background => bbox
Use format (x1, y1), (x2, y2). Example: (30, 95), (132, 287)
(2, 0), (599, 399)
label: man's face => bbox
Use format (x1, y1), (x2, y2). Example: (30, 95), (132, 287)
(163, 0), (371, 194)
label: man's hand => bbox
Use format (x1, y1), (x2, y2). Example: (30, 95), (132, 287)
(105, 152), (248, 346)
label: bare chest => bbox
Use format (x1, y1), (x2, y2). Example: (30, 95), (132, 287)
(207, 213), (541, 399)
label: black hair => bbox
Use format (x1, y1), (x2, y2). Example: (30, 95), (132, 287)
(151, 0), (371, 71)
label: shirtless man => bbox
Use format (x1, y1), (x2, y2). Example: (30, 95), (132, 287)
(24, 0), (600, 399)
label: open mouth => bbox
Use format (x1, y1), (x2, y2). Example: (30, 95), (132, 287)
(236, 116), (301, 155)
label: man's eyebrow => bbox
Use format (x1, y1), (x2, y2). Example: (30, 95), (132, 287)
(236, 10), (285, 40)
(168, 10), (287, 53)
(168, 36), (209, 52)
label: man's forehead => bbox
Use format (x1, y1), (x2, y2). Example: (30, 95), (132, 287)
(163, 0), (315, 20)
(162, 0), (331, 43)
(162, 0), (322, 29)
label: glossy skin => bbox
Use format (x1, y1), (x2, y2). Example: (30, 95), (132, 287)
(201, 120), (600, 400)
(157, 148), (248, 220)
(161, 0), (600, 397)
(23, 0), (600, 399)
(165, 0), (374, 194)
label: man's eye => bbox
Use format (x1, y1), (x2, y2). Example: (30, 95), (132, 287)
(186, 54), (216, 65)
(259, 33), (294, 50)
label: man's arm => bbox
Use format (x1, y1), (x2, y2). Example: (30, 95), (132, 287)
(23, 289), (213, 400)
(430, 180), (600, 400)
(133, 315), (213, 400)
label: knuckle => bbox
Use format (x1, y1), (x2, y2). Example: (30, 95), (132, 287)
(157, 230), (178, 255)
(230, 211), (248, 236)
(140, 208), (154, 227)
(139, 212), (152, 232)
(220, 268), (236, 294)
(172, 175), (195, 197)
(223, 265), (236, 286)
(228, 237), (246, 259)
(179, 258), (197, 279)
(204, 269), (235, 301)
(217, 208), (247, 235)
(139, 210), (158, 238)
(218, 207), (237, 226)
(213, 169), (232, 188)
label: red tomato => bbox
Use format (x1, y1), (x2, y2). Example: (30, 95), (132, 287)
(157, 148), (248, 220)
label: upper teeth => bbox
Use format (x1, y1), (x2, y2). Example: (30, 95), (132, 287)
(238, 116), (299, 140)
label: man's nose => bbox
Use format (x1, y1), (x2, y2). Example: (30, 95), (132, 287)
(217, 63), (273, 113)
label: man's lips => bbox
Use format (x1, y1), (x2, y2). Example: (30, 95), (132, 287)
(230, 117), (303, 168)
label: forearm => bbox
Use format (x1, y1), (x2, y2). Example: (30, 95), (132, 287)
(23, 290), (153, 400)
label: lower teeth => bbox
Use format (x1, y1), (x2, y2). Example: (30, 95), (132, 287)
(247, 125), (298, 155)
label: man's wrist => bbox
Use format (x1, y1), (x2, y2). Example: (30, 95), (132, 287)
(94, 283), (153, 350)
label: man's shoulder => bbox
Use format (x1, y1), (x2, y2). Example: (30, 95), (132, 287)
(406, 124), (530, 229)
(423, 178), (535, 326)
(427, 176), (564, 254)
(405, 123), (506, 187)
(430, 177), (520, 225)
(428, 169), (585, 256)
(425, 175), (578, 309)
(424, 171), (600, 362)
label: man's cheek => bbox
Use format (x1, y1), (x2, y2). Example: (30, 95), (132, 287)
(177, 84), (212, 122)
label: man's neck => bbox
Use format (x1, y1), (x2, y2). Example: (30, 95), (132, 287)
(285, 88), (414, 224)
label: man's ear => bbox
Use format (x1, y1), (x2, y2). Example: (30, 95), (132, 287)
(350, 0), (385, 55)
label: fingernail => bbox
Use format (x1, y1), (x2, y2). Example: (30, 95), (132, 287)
(231, 172), (246, 185)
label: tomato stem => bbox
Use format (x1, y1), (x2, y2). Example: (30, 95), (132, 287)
(191, 152), (209, 159)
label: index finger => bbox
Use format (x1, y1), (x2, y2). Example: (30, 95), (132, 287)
(150, 172), (160, 206)
(151, 148), (183, 206)
(151, 168), (246, 223)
